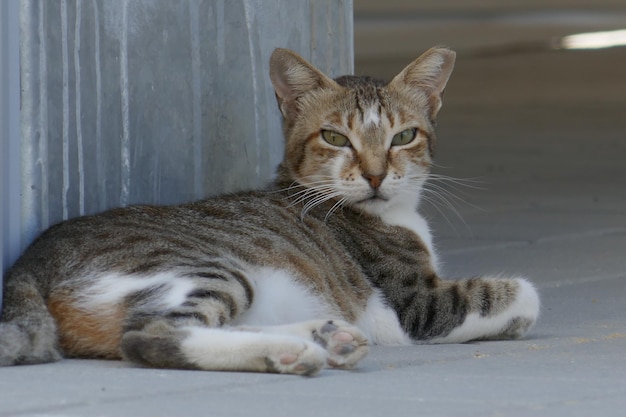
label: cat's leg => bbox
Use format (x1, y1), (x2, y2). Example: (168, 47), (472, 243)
(235, 319), (370, 369)
(428, 276), (540, 343)
(120, 321), (328, 375)
(116, 269), (329, 375)
(394, 275), (539, 343)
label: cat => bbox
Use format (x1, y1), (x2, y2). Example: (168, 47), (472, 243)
(0, 46), (539, 375)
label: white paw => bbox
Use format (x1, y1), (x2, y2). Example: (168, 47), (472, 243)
(265, 340), (328, 376)
(310, 320), (369, 369)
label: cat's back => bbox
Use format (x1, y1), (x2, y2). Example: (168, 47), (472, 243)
(11, 190), (366, 289)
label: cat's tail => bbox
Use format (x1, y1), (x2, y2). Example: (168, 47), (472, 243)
(0, 268), (61, 366)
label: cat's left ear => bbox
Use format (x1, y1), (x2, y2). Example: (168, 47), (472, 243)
(389, 46), (456, 122)
(270, 48), (339, 119)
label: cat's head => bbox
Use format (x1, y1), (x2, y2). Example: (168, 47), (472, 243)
(270, 47), (455, 217)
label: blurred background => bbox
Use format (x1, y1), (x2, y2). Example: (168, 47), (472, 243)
(355, 0), (626, 76)
(353, 1), (626, 262)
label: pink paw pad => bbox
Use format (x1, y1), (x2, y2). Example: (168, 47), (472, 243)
(332, 331), (354, 343)
(279, 353), (299, 365)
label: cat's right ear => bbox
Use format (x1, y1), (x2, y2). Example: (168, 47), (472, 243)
(389, 46), (456, 122)
(270, 48), (338, 119)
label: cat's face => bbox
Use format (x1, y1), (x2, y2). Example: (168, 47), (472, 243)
(270, 47), (455, 216)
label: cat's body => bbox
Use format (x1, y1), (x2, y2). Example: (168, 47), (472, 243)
(0, 47), (539, 375)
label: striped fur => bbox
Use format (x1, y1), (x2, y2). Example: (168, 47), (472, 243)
(0, 47), (539, 375)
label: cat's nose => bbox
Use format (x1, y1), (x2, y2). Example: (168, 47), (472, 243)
(363, 173), (386, 189)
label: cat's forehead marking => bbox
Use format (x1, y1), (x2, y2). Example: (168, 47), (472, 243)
(363, 106), (381, 128)
(354, 87), (382, 129)
(334, 75), (386, 130)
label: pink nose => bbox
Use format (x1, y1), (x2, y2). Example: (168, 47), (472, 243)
(363, 173), (386, 189)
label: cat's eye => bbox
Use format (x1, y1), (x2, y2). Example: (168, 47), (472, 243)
(391, 128), (418, 146)
(321, 130), (350, 147)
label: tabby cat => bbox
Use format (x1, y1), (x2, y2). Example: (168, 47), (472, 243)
(0, 47), (539, 375)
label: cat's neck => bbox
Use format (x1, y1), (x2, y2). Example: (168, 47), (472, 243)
(270, 162), (436, 261)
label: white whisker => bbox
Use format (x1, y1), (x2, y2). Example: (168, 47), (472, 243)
(427, 174), (486, 191)
(301, 191), (342, 219)
(271, 177), (337, 195)
(423, 188), (469, 227)
(287, 186), (336, 208)
(420, 192), (465, 236)
(424, 181), (486, 213)
(401, 171), (487, 237)
(325, 197), (347, 222)
(268, 174), (348, 220)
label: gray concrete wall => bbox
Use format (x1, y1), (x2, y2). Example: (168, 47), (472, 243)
(1, 0), (352, 276)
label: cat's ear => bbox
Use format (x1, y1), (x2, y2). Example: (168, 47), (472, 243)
(270, 48), (339, 119)
(389, 46), (456, 122)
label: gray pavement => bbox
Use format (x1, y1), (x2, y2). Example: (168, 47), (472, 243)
(3, 23), (626, 417)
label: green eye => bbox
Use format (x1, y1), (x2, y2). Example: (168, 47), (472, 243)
(391, 128), (418, 146)
(321, 130), (350, 147)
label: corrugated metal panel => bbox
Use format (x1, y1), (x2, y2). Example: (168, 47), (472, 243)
(1, 0), (353, 311)
(17, 0), (353, 250)
(1, 0), (22, 281)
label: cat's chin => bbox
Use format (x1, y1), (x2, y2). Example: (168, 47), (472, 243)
(353, 196), (391, 214)
(352, 191), (422, 219)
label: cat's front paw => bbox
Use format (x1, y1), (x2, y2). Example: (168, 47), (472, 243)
(311, 320), (369, 369)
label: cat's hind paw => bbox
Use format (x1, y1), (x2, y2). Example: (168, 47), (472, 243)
(231, 319), (369, 372)
(311, 320), (369, 369)
(265, 340), (328, 376)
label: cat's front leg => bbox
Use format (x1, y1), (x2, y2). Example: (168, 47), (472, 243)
(393, 275), (540, 343)
(427, 276), (540, 343)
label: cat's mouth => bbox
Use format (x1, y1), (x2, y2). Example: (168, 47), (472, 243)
(357, 192), (389, 204)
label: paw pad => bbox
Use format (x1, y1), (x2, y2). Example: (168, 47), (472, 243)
(310, 319), (369, 369)
(321, 321), (339, 334)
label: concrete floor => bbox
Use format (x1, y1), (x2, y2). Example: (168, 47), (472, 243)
(2, 18), (626, 417)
